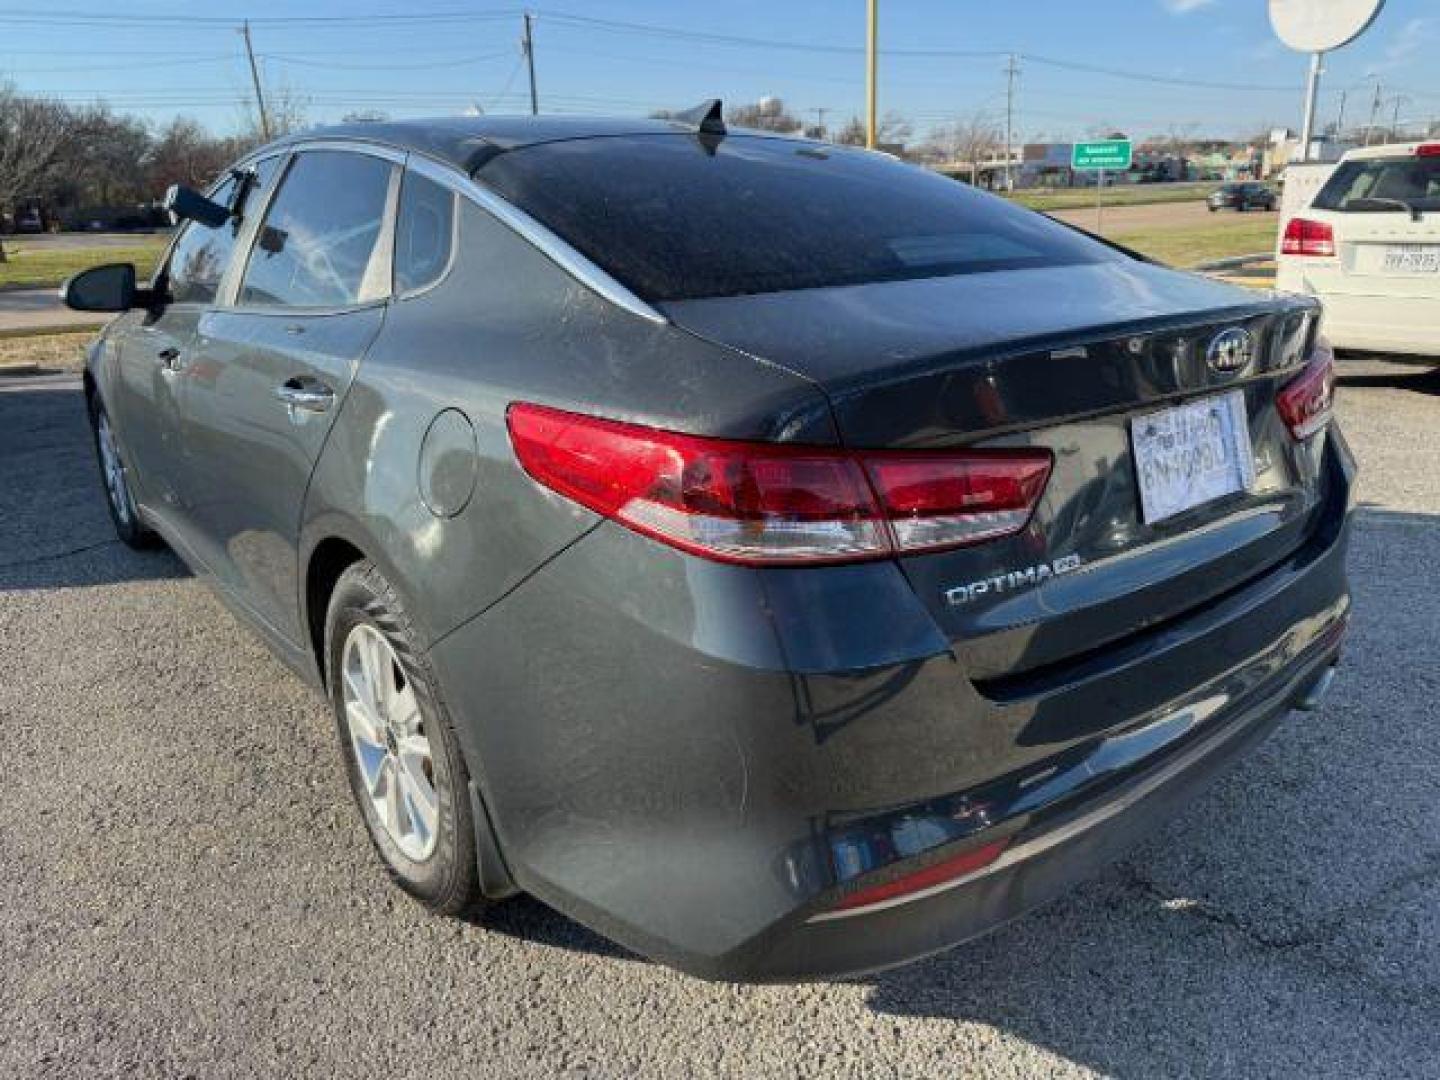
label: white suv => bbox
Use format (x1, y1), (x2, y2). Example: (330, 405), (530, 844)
(1276, 141), (1440, 358)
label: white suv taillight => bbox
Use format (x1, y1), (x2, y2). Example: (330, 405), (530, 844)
(1281, 217), (1336, 257)
(507, 403), (1052, 566)
(1276, 338), (1336, 440)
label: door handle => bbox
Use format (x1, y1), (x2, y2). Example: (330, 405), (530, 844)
(156, 346), (182, 373)
(275, 377), (334, 414)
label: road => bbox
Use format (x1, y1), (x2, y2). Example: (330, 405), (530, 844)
(3, 230), (169, 251)
(1, 361), (1438, 1078)
(0, 289), (108, 333)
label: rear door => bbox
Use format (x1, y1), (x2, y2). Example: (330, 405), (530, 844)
(176, 147), (399, 646)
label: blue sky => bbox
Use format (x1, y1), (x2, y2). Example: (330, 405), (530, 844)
(1, 1), (1435, 142)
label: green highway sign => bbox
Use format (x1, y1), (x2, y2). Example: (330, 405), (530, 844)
(1071, 139), (1133, 171)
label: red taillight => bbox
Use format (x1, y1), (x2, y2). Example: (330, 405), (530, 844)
(865, 454), (1053, 549)
(1416, 143), (1440, 157)
(1276, 338), (1336, 440)
(833, 838), (1010, 913)
(1281, 217), (1336, 257)
(507, 403), (1052, 566)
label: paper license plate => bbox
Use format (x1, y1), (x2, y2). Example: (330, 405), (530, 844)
(1131, 391), (1256, 525)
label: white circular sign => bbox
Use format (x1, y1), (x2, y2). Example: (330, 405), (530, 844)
(1268, 0), (1385, 52)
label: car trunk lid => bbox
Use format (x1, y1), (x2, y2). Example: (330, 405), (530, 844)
(661, 260), (1326, 682)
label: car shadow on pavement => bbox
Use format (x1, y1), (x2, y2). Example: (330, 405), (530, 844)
(1337, 363), (1440, 397)
(0, 382), (189, 591)
(855, 505), (1440, 1077)
(466, 895), (642, 965)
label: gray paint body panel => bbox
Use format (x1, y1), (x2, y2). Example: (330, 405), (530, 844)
(86, 120), (1355, 981)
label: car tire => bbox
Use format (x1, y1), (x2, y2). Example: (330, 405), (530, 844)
(1208, 205), (1217, 212)
(87, 394), (158, 549)
(325, 560), (482, 916)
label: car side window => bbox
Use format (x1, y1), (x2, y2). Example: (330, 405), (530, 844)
(164, 157), (283, 307)
(394, 170), (456, 295)
(239, 151), (395, 309)
(165, 177), (238, 306)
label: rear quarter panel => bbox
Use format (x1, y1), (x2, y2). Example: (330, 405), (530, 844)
(300, 196), (838, 652)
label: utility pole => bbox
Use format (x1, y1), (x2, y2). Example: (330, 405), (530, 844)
(865, 0), (877, 148)
(1365, 82), (1382, 146)
(809, 107), (829, 139)
(240, 21), (270, 141)
(1336, 90), (1347, 142)
(1003, 54), (1019, 191)
(522, 12), (538, 116)
(1390, 95), (1406, 141)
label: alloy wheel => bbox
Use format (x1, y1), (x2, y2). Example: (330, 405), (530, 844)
(96, 410), (134, 527)
(340, 624), (440, 861)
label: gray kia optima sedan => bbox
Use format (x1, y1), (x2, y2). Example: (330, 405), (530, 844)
(63, 108), (1353, 981)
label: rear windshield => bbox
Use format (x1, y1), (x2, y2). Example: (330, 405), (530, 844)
(477, 134), (1122, 302)
(1312, 155), (1440, 213)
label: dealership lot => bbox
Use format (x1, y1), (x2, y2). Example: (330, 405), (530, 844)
(1, 359), (1437, 1078)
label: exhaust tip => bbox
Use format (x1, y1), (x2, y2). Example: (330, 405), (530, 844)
(1295, 665), (1338, 712)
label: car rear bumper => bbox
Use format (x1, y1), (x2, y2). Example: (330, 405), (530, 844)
(430, 429), (1355, 982)
(1275, 266), (1440, 358)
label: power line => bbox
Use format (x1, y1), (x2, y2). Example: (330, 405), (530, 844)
(263, 51), (511, 72)
(0, 6), (520, 25)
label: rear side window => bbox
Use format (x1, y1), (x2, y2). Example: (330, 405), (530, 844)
(240, 151), (394, 308)
(1313, 156), (1440, 212)
(394, 170), (455, 294)
(478, 134), (1121, 301)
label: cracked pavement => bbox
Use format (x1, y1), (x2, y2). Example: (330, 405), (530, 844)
(1, 360), (1438, 1079)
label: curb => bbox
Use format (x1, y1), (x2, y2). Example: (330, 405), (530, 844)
(0, 323), (104, 340)
(0, 362), (42, 377)
(1192, 252), (1273, 272)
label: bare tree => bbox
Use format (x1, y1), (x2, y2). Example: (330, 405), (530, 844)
(726, 97), (802, 134)
(876, 111), (913, 148)
(236, 85), (310, 149)
(926, 111), (1002, 182)
(145, 118), (242, 193)
(0, 83), (72, 261)
(57, 105), (151, 207)
(835, 115), (867, 146)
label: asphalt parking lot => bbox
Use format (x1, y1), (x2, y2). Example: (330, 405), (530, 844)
(1, 359), (1438, 1079)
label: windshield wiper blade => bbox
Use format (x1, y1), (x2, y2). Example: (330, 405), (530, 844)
(1348, 196), (1423, 222)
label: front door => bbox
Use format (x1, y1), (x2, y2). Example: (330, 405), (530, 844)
(110, 172), (245, 524)
(175, 148), (398, 645)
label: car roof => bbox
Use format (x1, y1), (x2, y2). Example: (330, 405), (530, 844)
(1340, 141), (1440, 162)
(266, 115), (739, 175)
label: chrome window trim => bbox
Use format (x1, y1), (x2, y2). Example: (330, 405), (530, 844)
(404, 150), (667, 325)
(242, 138), (665, 324)
(392, 160), (461, 303)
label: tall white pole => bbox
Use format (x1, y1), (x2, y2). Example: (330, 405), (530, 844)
(865, 0), (878, 149)
(1299, 50), (1323, 161)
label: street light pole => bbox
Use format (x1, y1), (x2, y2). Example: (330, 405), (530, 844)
(865, 0), (877, 149)
(1298, 50), (1323, 161)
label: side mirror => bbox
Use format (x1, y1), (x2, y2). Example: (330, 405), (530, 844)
(164, 184), (231, 229)
(61, 263), (138, 313)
